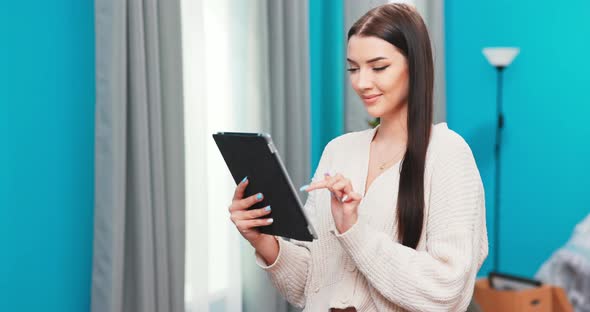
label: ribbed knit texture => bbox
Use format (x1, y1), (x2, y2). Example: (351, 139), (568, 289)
(255, 123), (488, 312)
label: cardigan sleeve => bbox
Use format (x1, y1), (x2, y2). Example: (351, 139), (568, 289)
(253, 140), (334, 308)
(333, 134), (488, 312)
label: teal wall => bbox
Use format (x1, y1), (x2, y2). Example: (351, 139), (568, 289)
(0, 1), (95, 311)
(445, 1), (590, 277)
(309, 0), (345, 173)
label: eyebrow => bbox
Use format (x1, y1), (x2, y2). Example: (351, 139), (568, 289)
(346, 57), (387, 64)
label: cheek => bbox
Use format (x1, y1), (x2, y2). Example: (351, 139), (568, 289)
(379, 71), (408, 97)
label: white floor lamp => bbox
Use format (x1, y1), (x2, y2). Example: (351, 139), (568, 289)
(482, 47), (520, 273)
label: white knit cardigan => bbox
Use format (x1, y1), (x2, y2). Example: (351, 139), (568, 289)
(255, 122), (488, 312)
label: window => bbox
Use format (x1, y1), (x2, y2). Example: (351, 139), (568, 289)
(181, 1), (268, 311)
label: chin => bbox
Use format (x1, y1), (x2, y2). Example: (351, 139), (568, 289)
(365, 106), (385, 119)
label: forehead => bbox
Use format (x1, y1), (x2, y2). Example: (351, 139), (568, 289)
(347, 35), (403, 61)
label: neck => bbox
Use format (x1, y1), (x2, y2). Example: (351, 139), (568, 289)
(373, 104), (408, 146)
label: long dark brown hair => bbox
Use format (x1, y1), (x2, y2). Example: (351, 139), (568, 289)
(348, 4), (433, 249)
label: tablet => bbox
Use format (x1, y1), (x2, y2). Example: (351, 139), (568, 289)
(212, 131), (318, 241)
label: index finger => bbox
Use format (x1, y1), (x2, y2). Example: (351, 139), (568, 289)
(233, 176), (249, 200)
(301, 180), (329, 192)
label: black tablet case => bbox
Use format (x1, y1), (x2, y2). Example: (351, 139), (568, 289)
(212, 132), (317, 241)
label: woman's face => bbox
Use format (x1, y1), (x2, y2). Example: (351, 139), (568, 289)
(347, 35), (409, 118)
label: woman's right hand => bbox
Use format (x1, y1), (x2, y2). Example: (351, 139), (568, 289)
(229, 177), (274, 246)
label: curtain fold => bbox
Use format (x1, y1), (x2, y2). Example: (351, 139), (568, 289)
(92, 0), (185, 311)
(238, 1), (312, 312)
(267, 0), (311, 193)
(419, 0), (447, 123)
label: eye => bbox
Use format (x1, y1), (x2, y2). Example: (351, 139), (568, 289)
(347, 68), (359, 73)
(373, 65), (389, 72)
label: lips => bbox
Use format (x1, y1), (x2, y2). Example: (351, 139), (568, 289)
(362, 94), (382, 99)
(362, 93), (382, 105)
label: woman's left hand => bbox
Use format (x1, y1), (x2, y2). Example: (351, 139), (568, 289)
(302, 173), (362, 234)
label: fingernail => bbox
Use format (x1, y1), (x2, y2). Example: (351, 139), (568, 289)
(264, 206), (271, 212)
(342, 195), (349, 202)
(241, 176), (248, 184)
(324, 172), (331, 176)
(299, 185), (309, 191)
(267, 218), (274, 223)
(256, 193), (263, 200)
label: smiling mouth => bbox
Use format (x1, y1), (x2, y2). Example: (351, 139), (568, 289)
(362, 94), (382, 99)
(362, 94), (382, 105)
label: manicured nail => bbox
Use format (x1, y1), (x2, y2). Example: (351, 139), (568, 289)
(241, 176), (248, 184)
(299, 185), (309, 191)
(264, 206), (271, 212)
(342, 195), (349, 202)
(267, 218), (274, 223)
(256, 193), (263, 200)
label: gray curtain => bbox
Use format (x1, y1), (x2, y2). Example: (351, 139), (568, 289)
(238, 1), (311, 312)
(420, 0), (447, 123)
(92, 0), (185, 311)
(344, 0), (447, 132)
(267, 1), (311, 187)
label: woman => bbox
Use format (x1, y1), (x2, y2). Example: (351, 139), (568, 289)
(228, 3), (488, 311)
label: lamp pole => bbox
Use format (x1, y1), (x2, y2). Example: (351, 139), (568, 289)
(494, 66), (504, 272)
(482, 47), (519, 273)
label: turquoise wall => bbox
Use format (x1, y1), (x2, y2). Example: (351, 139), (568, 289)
(0, 1), (95, 311)
(445, 1), (590, 277)
(309, 0), (345, 173)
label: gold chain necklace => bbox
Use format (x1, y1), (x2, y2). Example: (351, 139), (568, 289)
(378, 148), (405, 170)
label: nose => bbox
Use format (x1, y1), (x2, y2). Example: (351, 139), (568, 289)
(356, 69), (373, 90)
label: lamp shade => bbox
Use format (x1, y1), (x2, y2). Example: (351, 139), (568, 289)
(482, 47), (520, 67)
